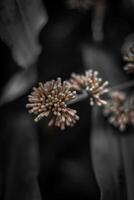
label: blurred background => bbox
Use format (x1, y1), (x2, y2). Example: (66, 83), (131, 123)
(0, 0), (134, 199)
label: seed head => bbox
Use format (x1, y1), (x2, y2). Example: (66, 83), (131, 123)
(26, 78), (79, 130)
(70, 70), (109, 106)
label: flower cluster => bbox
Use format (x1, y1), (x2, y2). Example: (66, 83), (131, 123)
(70, 70), (109, 106)
(103, 91), (134, 131)
(26, 78), (79, 130)
(124, 43), (134, 73)
(67, 0), (93, 10)
(26, 70), (109, 129)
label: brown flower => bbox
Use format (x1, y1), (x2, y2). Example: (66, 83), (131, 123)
(26, 78), (79, 130)
(70, 70), (109, 106)
(67, 0), (93, 10)
(103, 91), (134, 131)
(124, 43), (134, 73)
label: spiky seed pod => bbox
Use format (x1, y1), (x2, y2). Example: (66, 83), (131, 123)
(67, 0), (93, 10)
(124, 43), (134, 73)
(70, 70), (109, 106)
(103, 91), (134, 131)
(26, 78), (79, 130)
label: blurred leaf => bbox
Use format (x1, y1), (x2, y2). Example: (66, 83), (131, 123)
(120, 133), (134, 200)
(0, 67), (37, 106)
(82, 44), (127, 86)
(90, 107), (126, 200)
(0, 0), (48, 68)
(1, 113), (41, 200)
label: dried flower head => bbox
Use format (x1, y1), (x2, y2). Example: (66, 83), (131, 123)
(67, 0), (93, 10)
(103, 91), (134, 131)
(124, 43), (134, 73)
(70, 70), (109, 106)
(26, 78), (79, 130)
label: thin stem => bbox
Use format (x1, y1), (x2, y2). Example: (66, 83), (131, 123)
(68, 91), (88, 105)
(68, 80), (134, 105)
(110, 79), (134, 91)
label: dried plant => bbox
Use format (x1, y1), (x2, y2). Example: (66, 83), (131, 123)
(26, 78), (79, 130)
(70, 70), (109, 106)
(103, 91), (134, 131)
(124, 43), (134, 73)
(67, 0), (93, 10)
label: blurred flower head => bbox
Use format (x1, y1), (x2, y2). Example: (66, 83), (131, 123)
(67, 0), (93, 10)
(70, 70), (109, 106)
(124, 43), (134, 73)
(103, 91), (134, 131)
(26, 78), (79, 130)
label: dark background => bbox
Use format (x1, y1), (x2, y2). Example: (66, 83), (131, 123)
(0, 0), (134, 199)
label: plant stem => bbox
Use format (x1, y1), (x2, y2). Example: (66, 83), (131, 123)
(110, 79), (134, 91)
(68, 91), (88, 105)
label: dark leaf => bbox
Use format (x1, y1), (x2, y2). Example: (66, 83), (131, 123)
(90, 107), (126, 200)
(1, 112), (41, 200)
(0, 0), (47, 67)
(0, 66), (37, 106)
